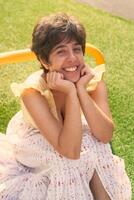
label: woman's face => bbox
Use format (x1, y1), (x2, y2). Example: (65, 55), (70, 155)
(47, 40), (85, 83)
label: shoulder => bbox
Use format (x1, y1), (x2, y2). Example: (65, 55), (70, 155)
(86, 64), (105, 92)
(89, 79), (108, 100)
(25, 70), (44, 83)
(11, 70), (48, 97)
(21, 87), (51, 126)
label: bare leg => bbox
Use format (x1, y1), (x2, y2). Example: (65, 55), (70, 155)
(90, 170), (111, 200)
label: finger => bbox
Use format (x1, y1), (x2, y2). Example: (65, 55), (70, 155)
(58, 72), (64, 80)
(55, 72), (61, 83)
(46, 72), (52, 88)
(51, 71), (56, 83)
(46, 73), (50, 88)
(81, 67), (87, 76)
(46, 72), (50, 83)
(82, 65), (95, 75)
(46, 72), (55, 87)
(90, 69), (95, 77)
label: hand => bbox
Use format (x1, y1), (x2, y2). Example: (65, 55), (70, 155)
(76, 64), (95, 89)
(46, 71), (76, 95)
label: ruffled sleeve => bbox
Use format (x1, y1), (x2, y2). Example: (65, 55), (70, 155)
(10, 70), (52, 128)
(10, 70), (48, 97)
(86, 64), (105, 92)
(10, 70), (59, 127)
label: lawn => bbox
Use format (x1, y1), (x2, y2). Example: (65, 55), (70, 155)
(0, 0), (134, 197)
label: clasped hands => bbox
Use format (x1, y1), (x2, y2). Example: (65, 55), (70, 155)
(45, 64), (95, 95)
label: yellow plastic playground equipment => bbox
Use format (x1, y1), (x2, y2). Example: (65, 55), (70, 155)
(0, 43), (105, 66)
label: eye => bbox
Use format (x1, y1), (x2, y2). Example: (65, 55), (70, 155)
(74, 46), (82, 53)
(56, 49), (66, 55)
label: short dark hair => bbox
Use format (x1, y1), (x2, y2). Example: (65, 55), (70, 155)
(31, 13), (86, 67)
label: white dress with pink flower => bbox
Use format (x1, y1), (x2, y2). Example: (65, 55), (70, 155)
(0, 65), (131, 199)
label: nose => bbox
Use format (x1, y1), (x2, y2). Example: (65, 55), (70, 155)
(67, 50), (77, 63)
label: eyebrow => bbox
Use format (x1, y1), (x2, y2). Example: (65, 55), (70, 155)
(52, 42), (80, 52)
(53, 44), (66, 51)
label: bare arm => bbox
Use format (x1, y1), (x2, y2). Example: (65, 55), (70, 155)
(76, 65), (114, 143)
(77, 80), (114, 143)
(21, 87), (82, 159)
(58, 89), (82, 158)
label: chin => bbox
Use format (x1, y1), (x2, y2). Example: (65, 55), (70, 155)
(66, 75), (80, 83)
(65, 73), (81, 83)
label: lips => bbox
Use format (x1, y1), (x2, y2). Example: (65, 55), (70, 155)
(63, 66), (78, 72)
(62, 65), (81, 82)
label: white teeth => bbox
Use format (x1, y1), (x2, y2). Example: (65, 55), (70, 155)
(64, 66), (77, 72)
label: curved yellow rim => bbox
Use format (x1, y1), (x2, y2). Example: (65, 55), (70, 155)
(0, 43), (105, 66)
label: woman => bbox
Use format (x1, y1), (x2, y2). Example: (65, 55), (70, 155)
(0, 12), (131, 199)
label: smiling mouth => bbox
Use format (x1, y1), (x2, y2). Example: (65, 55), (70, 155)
(63, 66), (78, 72)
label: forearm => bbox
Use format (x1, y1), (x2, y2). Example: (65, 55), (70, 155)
(77, 86), (114, 143)
(58, 90), (82, 159)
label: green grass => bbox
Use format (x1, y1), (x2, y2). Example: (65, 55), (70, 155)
(0, 0), (134, 197)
